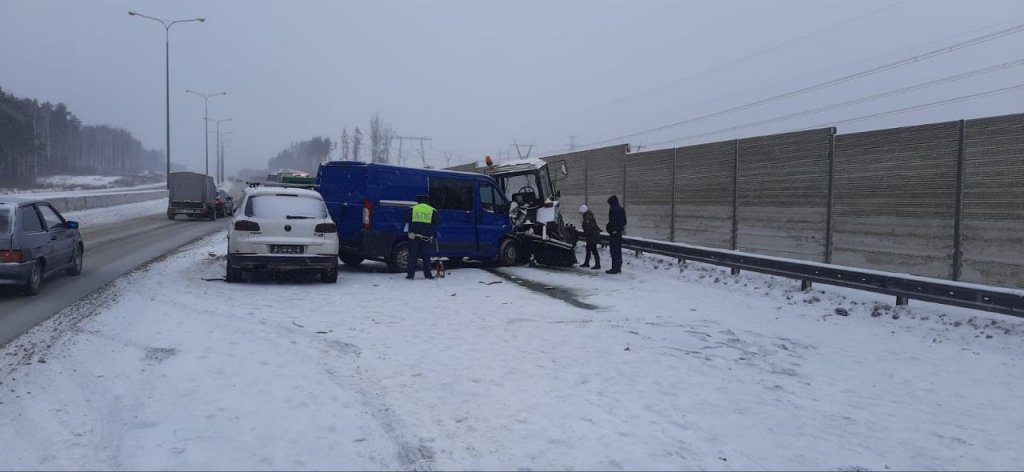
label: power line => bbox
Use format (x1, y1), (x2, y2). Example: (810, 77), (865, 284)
(578, 1), (908, 114)
(804, 83), (1024, 129)
(574, 22), (1024, 149)
(645, 58), (1024, 148)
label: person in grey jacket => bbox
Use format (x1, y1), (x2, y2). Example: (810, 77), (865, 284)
(578, 204), (601, 270)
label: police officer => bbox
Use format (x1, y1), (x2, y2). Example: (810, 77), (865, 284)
(406, 194), (440, 280)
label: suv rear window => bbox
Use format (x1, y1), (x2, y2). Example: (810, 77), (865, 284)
(0, 208), (10, 234)
(245, 195), (327, 219)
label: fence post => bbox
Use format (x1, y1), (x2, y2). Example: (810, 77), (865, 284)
(670, 147), (677, 242)
(731, 139), (739, 251)
(583, 149), (589, 206)
(824, 128), (836, 264)
(952, 119), (967, 281)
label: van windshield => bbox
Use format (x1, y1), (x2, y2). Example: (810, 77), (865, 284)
(0, 208), (10, 234)
(245, 195), (327, 219)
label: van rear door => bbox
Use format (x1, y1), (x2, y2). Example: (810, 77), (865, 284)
(428, 176), (477, 255)
(319, 164), (368, 245)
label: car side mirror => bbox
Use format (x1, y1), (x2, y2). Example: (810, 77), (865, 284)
(65, 221), (79, 229)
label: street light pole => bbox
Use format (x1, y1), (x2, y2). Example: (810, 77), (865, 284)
(128, 11), (204, 188)
(209, 118), (231, 183)
(186, 90), (227, 179)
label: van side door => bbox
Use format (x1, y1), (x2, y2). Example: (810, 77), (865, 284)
(476, 180), (510, 257)
(428, 177), (477, 256)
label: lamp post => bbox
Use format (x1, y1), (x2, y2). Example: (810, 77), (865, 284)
(128, 11), (204, 188)
(186, 90), (227, 179)
(219, 132), (234, 182)
(209, 118), (232, 183)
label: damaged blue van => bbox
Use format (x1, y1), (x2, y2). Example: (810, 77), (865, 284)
(316, 161), (518, 272)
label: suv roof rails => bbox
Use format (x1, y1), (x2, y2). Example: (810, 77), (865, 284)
(246, 181), (318, 190)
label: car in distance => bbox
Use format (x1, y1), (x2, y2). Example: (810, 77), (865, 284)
(0, 197), (83, 295)
(214, 190), (235, 217)
(226, 185), (339, 283)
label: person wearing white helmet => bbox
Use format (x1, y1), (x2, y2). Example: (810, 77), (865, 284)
(578, 204), (601, 270)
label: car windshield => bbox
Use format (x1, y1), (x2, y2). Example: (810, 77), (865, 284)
(0, 208), (10, 234)
(245, 194), (326, 219)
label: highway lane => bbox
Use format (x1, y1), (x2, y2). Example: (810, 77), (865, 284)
(0, 213), (227, 346)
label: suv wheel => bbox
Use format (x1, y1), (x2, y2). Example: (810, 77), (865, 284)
(320, 266), (339, 283)
(225, 264), (243, 283)
(24, 260), (42, 296)
(66, 244), (83, 276)
(387, 241), (410, 273)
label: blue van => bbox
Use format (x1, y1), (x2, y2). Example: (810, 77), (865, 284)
(316, 161), (519, 272)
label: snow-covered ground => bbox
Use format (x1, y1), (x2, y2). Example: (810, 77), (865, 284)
(2, 235), (1022, 470)
(60, 198), (168, 228)
(0, 175), (164, 195)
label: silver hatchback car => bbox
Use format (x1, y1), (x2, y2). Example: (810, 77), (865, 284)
(0, 197), (84, 295)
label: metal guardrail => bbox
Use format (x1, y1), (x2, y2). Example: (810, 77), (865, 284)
(603, 234), (1024, 318)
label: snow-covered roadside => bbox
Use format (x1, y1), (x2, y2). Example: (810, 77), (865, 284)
(61, 198), (168, 228)
(1, 235), (1022, 470)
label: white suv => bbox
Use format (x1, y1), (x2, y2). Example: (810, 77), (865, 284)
(226, 185), (340, 283)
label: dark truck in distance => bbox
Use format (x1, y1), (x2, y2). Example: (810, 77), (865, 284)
(167, 172), (217, 220)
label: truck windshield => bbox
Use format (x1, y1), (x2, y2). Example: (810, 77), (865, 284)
(0, 208), (10, 234)
(245, 195), (327, 219)
(501, 173), (546, 202)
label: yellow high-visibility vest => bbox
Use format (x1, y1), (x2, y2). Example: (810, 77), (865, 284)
(411, 203), (435, 224)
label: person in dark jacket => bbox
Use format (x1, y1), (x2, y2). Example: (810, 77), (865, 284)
(406, 194), (440, 280)
(578, 204), (601, 270)
(605, 195), (626, 274)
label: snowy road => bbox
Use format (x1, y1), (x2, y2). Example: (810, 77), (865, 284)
(0, 200), (225, 346)
(2, 232), (1023, 470)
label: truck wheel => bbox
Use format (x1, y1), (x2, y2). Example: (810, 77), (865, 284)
(497, 239), (519, 266)
(387, 241), (410, 273)
(339, 253), (364, 267)
(167, 213), (176, 220)
(208, 210), (216, 221)
(226, 264), (243, 283)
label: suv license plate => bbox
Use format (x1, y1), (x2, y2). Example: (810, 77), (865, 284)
(270, 245), (304, 254)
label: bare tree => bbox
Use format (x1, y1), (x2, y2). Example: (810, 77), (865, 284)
(352, 127), (363, 161)
(340, 128), (350, 161)
(369, 114), (395, 164)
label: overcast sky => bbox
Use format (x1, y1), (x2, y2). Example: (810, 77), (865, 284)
(2, 0), (1022, 174)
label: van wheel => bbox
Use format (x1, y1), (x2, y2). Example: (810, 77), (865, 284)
(24, 260), (42, 296)
(387, 241), (410, 273)
(339, 253), (364, 267)
(497, 239), (519, 266)
(66, 244), (83, 276)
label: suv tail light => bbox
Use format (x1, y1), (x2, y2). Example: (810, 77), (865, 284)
(315, 223), (337, 233)
(234, 220), (261, 231)
(0, 250), (23, 263)
(215, 197), (222, 204)
(361, 199), (372, 230)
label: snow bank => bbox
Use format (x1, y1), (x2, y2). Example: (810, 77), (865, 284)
(1, 237), (1022, 470)
(61, 198), (168, 228)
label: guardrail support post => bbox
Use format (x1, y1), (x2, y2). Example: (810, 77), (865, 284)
(730, 267), (740, 276)
(801, 280), (813, 291)
(896, 296), (909, 307)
